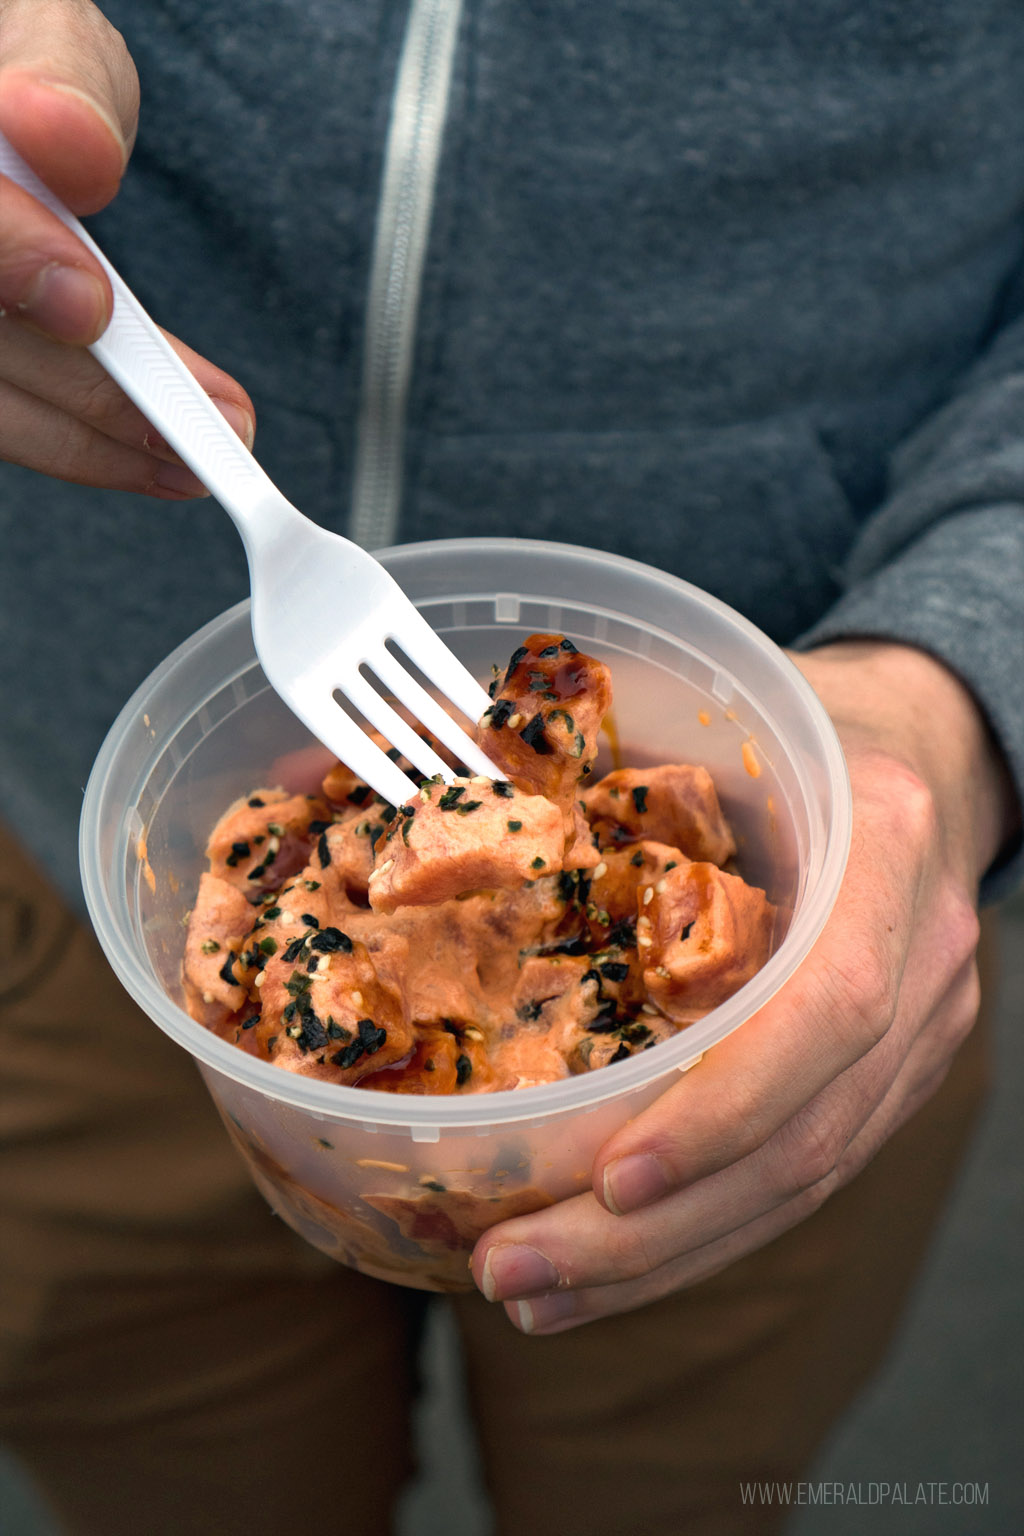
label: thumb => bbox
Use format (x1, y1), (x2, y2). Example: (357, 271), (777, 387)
(0, 0), (139, 213)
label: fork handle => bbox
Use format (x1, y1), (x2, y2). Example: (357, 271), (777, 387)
(0, 132), (281, 529)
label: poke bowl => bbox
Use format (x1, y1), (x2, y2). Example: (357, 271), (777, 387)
(80, 537), (851, 1290)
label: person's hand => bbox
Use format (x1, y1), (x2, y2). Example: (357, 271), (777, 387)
(0, 0), (253, 496)
(471, 640), (1019, 1333)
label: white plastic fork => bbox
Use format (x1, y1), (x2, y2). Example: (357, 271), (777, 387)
(1, 134), (498, 807)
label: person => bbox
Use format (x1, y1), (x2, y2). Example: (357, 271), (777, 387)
(0, 1), (1021, 1532)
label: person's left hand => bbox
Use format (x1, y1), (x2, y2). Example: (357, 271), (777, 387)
(470, 640), (1019, 1333)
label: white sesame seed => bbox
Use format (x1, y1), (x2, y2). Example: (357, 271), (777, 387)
(471, 775), (490, 785)
(641, 1003), (659, 1015)
(655, 878), (667, 894)
(637, 914), (651, 930)
(279, 910), (294, 924)
(642, 886), (654, 905)
(201, 990), (214, 1004)
(592, 861), (608, 880)
(254, 971), (265, 988)
(351, 991), (363, 1007)
(637, 935), (653, 948)
(508, 713), (523, 729)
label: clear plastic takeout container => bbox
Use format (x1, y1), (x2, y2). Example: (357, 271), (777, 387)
(80, 537), (852, 1290)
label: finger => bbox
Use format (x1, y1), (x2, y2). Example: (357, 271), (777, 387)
(0, 1), (140, 341)
(0, 376), (207, 496)
(490, 1030), (970, 1337)
(0, 312), (256, 460)
(0, 173), (112, 342)
(473, 954), (981, 1320)
(494, 1177), (848, 1334)
(0, 0), (139, 210)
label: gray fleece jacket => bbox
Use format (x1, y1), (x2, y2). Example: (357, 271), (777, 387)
(1, 0), (1022, 901)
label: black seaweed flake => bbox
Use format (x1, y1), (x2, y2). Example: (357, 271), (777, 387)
(282, 936), (308, 964)
(507, 820), (523, 832)
(492, 780), (514, 798)
(301, 913), (320, 928)
(311, 927), (353, 953)
(455, 1053), (473, 1086)
(308, 819), (330, 836)
(263, 904), (281, 920)
(332, 1040), (364, 1069)
(357, 1017), (388, 1054)
(224, 840), (250, 868)
(487, 698), (515, 730)
(421, 1178), (446, 1192)
(609, 1042), (632, 1063)
(519, 713), (553, 754)
(247, 797), (265, 808)
(455, 800), (483, 815)
(599, 960), (630, 982)
(218, 952), (238, 986)
(560, 638), (578, 653)
(438, 784), (466, 810)
(345, 784), (373, 807)
(326, 1019), (349, 1041)
(527, 670), (549, 692)
(586, 998), (622, 1034)
(297, 1011), (329, 1053)
(317, 831), (331, 868)
(607, 918), (637, 949)
(530, 856), (546, 870)
(538, 644), (560, 659)
(630, 850), (645, 866)
(284, 970), (312, 998)
(620, 1020), (653, 1046)
(631, 785), (649, 814)
(503, 645), (529, 683)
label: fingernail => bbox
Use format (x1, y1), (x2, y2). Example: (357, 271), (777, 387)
(603, 1153), (668, 1215)
(508, 1292), (577, 1334)
(212, 399), (255, 450)
(481, 1244), (560, 1302)
(151, 461), (209, 498)
(20, 263), (108, 343)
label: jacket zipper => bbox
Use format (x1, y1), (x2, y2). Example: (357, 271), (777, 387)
(348, 0), (464, 550)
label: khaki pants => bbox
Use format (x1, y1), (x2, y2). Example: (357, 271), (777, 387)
(0, 824), (992, 1535)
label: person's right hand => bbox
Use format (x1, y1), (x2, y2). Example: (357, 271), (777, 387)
(0, 0), (254, 497)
